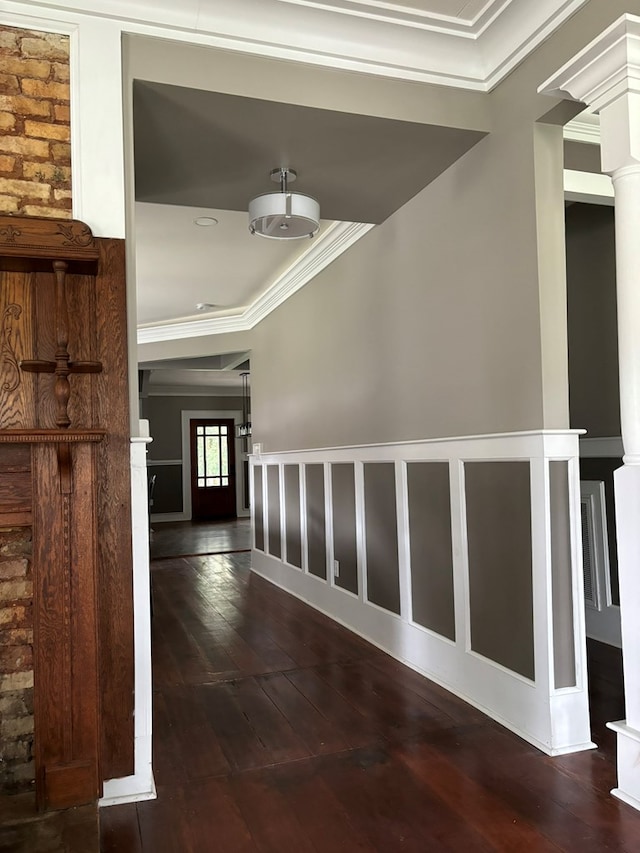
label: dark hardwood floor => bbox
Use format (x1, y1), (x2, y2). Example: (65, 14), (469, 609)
(100, 537), (640, 853)
(150, 518), (251, 561)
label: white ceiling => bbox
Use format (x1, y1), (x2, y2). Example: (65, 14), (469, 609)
(135, 203), (336, 327)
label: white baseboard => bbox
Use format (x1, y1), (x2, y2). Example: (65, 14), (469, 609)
(100, 766), (157, 807)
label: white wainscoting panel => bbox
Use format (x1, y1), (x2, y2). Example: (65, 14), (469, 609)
(251, 430), (594, 756)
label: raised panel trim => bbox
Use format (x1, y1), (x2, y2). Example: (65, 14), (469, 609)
(251, 429), (594, 756)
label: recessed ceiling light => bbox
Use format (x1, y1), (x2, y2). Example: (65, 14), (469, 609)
(196, 302), (216, 311)
(194, 217), (218, 227)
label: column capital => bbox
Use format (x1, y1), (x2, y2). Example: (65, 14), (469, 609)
(539, 14), (640, 111)
(539, 14), (640, 173)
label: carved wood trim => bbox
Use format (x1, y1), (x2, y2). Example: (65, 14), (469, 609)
(20, 259), (103, 429)
(0, 430), (105, 443)
(1, 303), (22, 393)
(0, 222), (134, 808)
(0, 216), (99, 267)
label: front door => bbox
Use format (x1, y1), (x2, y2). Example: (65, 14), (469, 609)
(190, 418), (237, 520)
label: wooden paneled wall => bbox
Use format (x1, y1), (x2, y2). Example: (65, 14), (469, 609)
(0, 216), (133, 808)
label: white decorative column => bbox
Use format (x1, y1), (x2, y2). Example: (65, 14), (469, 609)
(541, 14), (640, 811)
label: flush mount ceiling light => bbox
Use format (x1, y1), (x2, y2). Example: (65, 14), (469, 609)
(248, 167), (320, 240)
(194, 216), (218, 227)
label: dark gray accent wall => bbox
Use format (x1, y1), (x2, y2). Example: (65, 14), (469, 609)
(148, 464), (183, 514)
(579, 457), (621, 605)
(305, 464), (326, 580)
(267, 465), (281, 558)
(566, 204), (619, 438)
(331, 463), (358, 595)
(407, 462), (455, 640)
(549, 461), (576, 689)
(364, 463), (400, 614)
(142, 395), (241, 460)
(253, 465), (264, 551)
(465, 461), (535, 681)
(563, 141), (602, 174)
(284, 464), (302, 569)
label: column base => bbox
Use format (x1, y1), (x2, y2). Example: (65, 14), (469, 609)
(607, 721), (640, 812)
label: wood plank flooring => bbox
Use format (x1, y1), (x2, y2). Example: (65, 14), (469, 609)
(100, 549), (640, 852)
(150, 519), (252, 561)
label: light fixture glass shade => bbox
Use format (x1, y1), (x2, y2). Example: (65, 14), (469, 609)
(249, 191), (320, 240)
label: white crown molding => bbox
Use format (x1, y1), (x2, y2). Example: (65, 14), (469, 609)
(564, 112), (601, 145)
(4, 0), (589, 91)
(563, 169), (613, 205)
(484, 0), (588, 91)
(136, 221), (374, 345)
(539, 13), (640, 112)
(272, 0), (507, 36)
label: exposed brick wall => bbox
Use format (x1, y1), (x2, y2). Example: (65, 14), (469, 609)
(0, 29), (67, 791)
(0, 528), (34, 794)
(0, 26), (71, 219)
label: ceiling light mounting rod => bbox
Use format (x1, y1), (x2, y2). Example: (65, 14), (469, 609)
(273, 167), (296, 193)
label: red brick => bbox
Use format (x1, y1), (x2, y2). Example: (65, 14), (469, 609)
(0, 57), (50, 79)
(0, 195), (18, 213)
(52, 62), (70, 83)
(51, 141), (71, 163)
(20, 35), (68, 62)
(0, 558), (28, 580)
(0, 645), (32, 674)
(21, 78), (69, 101)
(0, 31), (19, 52)
(0, 111), (16, 130)
(24, 120), (70, 141)
(53, 104), (69, 122)
(0, 73), (19, 95)
(0, 603), (32, 628)
(0, 94), (51, 117)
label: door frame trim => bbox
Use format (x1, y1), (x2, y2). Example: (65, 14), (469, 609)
(180, 409), (250, 521)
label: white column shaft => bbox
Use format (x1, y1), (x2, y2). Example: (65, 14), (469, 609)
(612, 165), (640, 463)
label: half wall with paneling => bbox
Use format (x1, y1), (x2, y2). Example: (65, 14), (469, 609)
(251, 430), (592, 757)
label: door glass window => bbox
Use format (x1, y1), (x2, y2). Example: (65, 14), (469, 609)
(196, 425), (229, 487)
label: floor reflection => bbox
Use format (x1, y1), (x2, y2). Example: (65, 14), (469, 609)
(150, 517), (252, 560)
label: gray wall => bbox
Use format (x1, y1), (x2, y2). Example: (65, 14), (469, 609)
(407, 462), (455, 641)
(248, 0), (640, 454)
(565, 203), (620, 438)
(141, 394), (245, 515)
(563, 141), (602, 174)
(142, 395), (241, 459)
(465, 462), (535, 681)
(250, 119), (551, 451)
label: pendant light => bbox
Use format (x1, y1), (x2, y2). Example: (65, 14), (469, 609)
(248, 168), (320, 240)
(236, 371), (251, 450)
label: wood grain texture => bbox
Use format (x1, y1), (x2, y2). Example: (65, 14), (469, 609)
(0, 220), (133, 814)
(0, 215), (98, 266)
(93, 238), (134, 781)
(0, 272), (35, 429)
(32, 442), (100, 810)
(101, 544), (640, 853)
(0, 470), (31, 513)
